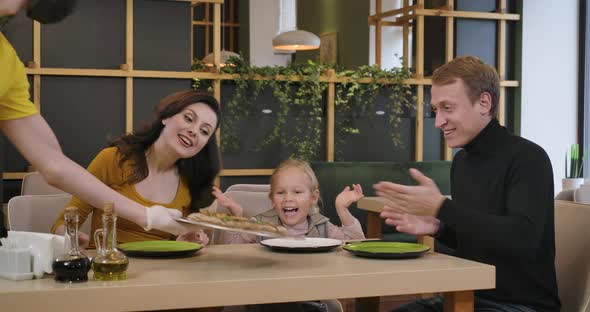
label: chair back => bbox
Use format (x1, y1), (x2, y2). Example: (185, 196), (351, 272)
(554, 200), (590, 312)
(556, 189), (575, 201)
(211, 190), (273, 244)
(7, 194), (90, 235)
(21, 172), (66, 195)
(225, 184), (270, 193)
(574, 187), (590, 204)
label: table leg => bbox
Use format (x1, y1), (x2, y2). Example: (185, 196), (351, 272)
(356, 296), (380, 312)
(356, 211), (381, 312)
(443, 291), (473, 312)
(366, 211), (381, 239)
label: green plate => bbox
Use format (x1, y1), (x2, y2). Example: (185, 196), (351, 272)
(342, 241), (430, 259)
(118, 241), (203, 258)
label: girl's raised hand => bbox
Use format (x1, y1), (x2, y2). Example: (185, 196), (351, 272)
(212, 186), (244, 217)
(335, 184), (365, 211)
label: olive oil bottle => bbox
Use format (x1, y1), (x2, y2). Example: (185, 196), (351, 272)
(91, 203), (129, 281)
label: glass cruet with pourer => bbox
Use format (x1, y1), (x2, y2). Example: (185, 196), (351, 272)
(52, 206), (91, 283)
(91, 203), (129, 281)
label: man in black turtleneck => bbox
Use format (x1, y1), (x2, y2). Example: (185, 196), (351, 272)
(375, 56), (560, 312)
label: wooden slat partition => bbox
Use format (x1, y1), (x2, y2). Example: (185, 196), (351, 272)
(415, 0), (425, 162)
(125, 0), (134, 133)
(326, 69), (336, 162)
(443, 0), (454, 161)
(6, 1), (522, 186)
(497, 0), (507, 125)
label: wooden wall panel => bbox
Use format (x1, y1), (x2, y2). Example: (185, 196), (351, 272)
(2, 11), (33, 63)
(41, 1), (125, 69)
(134, 0), (191, 71)
(132, 78), (192, 131)
(455, 19), (497, 67)
(41, 76), (126, 167)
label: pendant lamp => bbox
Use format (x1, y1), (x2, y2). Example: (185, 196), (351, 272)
(273, 30), (320, 51)
(202, 50), (240, 67)
(272, 0), (319, 52)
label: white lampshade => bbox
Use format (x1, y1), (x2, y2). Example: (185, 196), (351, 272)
(272, 30), (320, 51)
(202, 50), (240, 67)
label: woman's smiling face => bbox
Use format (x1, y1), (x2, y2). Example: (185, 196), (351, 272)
(160, 102), (218, 159)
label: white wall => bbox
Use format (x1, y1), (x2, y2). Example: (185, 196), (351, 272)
(520, 1), (579, 192)
(249, 0), (291, 67)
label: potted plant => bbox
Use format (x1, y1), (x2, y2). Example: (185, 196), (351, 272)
(563, 143), (585, 190)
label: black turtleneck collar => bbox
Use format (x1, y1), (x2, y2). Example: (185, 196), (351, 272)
(462, 118), (510, 154)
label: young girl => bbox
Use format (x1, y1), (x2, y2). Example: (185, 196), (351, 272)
(215, 159), (365, 243)
(51, 90), (221, 247)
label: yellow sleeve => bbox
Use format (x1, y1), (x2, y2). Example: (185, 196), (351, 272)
(0, 33), (38, 121)
(50, 147), (121, 233)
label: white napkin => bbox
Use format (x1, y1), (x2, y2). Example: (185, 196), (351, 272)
(5, 231), (65, 278)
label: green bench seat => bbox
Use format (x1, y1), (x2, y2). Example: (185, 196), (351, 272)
(311, 161), (451, 240)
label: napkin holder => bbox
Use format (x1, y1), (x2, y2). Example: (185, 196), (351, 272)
(0, 231), (65, 280)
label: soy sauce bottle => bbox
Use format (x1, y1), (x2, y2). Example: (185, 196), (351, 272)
(52, 207), (91, 283)
(91, 203), (129, 280)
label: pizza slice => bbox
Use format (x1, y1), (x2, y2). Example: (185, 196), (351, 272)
(187, 211), (288, 235)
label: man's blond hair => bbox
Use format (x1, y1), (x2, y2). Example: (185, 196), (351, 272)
(432, 55), (500, 116)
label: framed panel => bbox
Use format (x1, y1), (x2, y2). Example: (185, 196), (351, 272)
(41, 0), (125, 69)
(135, 0), (191, 71)
(41, 76), (125, 168)
(455, 1), (497, 67)
(335, 86), (414, 162)
(423, 16), (446, 76)
(193, 25), (205, 60)
(133, 78), (193, 131)
(455, 19), (497, 67)
(220, 83), (327, 169)
(1, 11), (33, 64)
(455, 0), (496, 12)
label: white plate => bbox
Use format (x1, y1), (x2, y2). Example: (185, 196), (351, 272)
(175, 218), (285, 238)
(260, 237), (343, 252)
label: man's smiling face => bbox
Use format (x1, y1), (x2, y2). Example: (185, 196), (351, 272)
(431, 78), (492, 148)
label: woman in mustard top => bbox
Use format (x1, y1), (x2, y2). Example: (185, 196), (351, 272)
(51, 90), (221, 247)
(1, 2), (195, 237)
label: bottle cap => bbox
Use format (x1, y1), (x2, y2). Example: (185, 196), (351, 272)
(64, 206), (78, 217)
(103, 203), (114, 215)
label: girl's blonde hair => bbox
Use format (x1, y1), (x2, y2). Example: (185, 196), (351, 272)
(269, 159), (322, 214)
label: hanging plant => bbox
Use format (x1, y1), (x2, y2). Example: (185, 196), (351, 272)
(192, 54), (413, 160)
(190, 59), (214, 92)
(335, 64), (414, 157)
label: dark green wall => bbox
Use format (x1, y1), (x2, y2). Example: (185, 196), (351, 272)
(296, 0), (369, 69)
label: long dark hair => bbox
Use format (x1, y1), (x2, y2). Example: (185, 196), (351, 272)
(110, 90), (221, 213)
